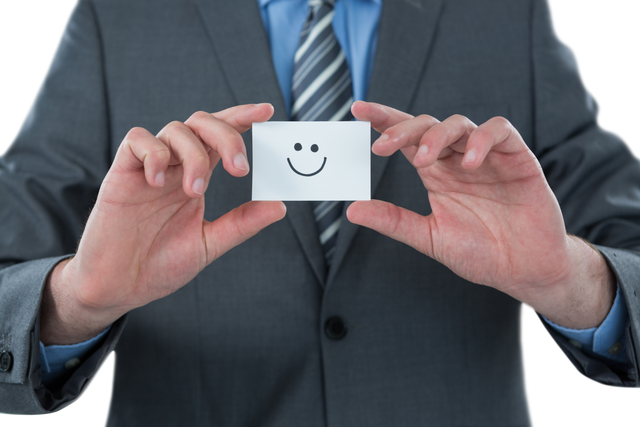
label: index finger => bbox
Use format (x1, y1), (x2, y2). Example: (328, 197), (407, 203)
(212, 103), (275, 133)
(351, 101), (414, 133)
(183, 104), (275, 177)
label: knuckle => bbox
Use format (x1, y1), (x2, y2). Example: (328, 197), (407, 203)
(449, 114), (468, 122)
(157, 121), (186, 142)
(448, 114), (475, 129)
(384, 203), (401, 235)
(186, 110), (211, 125)
(472, 127), (490, 142)
(221, 130), (245, 150)
(125, 126), (149, 142)
(465, 117), (480, 134)
(416, 114), (438, 126)
(489, 116), (512, 128)
(440, 115), (468, 133)
(151, 146), (171, 162)
(165, 120), (189, 134)
(472, 123), (493, 138)
(193, 153), (210, 169)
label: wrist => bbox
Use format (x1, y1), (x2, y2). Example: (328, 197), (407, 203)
(531, 235), (616, 330)
(40, 258), (122, 345)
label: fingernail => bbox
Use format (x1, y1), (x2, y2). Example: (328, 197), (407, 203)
(416, 144), (429, 157)
(464, 149), (477, 163)
(234, 153), (249, 171)
(254, 103), (271, 108)
(192, 177), (205, 195)
(155, 172), (165, 187)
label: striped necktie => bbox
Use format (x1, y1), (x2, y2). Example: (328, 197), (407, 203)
(291, 0), (354, 267)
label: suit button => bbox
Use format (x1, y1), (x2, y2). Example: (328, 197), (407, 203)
(325, 316), (348, 340)
(64, 358), (81, 370)
(609, 341), (623, 356)
(0, 351), (12, 372)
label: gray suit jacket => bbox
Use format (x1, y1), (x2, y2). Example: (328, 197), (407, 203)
(1, 0), (639, 425)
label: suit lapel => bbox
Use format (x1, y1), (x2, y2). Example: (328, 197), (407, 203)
(327, 0), (444, 286)
(196, 0), (326, 285)
(195, 0), (288, 113)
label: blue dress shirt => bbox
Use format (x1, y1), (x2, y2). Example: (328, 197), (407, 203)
(39, 0), (629, 386)
(258, 0), (381, 114)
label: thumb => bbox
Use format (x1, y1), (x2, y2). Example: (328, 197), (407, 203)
(347, 200), (434, 257)
(203, 201), (286, 264)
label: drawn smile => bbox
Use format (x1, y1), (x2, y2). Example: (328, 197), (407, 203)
(287, 157), (327, 177)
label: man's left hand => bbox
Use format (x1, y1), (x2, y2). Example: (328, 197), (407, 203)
(348, 101), (616, 329)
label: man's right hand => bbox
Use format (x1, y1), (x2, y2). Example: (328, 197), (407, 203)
(40, 104), (286, 345)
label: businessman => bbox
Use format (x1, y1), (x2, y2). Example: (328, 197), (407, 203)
(1, 0), (639, 425)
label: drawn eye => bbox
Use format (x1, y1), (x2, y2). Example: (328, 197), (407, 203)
(311, 144), (318, 153)
(294, 143), (302, 151)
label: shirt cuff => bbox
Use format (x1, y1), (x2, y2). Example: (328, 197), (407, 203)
(543, 284), (629, 364)
(39, 326), (111, 385)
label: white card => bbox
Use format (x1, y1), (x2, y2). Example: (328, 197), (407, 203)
(252, 121), (371, 201)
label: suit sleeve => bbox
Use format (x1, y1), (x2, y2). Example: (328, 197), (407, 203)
(0, 0), (126, 413)
(531, 0), (640, 386)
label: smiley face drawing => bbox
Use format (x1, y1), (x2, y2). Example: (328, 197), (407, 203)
(287, 142), (327, 177)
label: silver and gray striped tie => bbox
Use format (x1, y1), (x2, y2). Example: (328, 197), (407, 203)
(291, 0), (354, 266)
